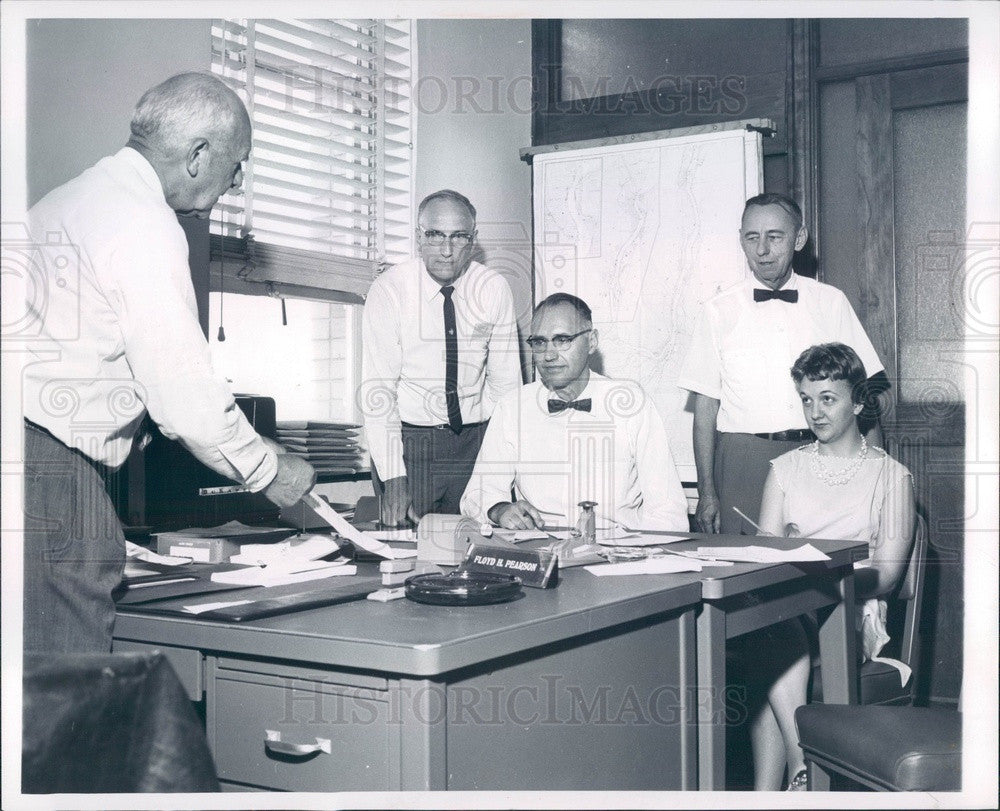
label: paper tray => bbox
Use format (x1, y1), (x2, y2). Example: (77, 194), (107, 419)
(119, 576), (383, 622)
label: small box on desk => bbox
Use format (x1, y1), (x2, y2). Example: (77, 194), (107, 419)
(153, 523), (296, 563)
(155, 535), (241, 564)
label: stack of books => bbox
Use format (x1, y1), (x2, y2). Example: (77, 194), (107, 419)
(276, 420), (367, 477)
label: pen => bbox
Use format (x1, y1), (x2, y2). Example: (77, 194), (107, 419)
(732, 507), (766, 535)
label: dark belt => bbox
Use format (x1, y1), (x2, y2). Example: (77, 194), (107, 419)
(753, 428), (815, 442)
(400, 420), (487, 431)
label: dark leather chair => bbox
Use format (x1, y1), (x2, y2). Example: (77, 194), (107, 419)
(813, 513), (928, 706)
(795, 704), (961, 791)
(22, 651), (219, 793)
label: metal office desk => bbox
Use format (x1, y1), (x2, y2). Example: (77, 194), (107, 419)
(650, 533), (866, 790)
(113, 533), (865, 792)
(115, 565), (702, 791)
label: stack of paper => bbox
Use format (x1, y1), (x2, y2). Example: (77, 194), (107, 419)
(694, 544), (831, 563)
(276, 421), (367, 476)
(229, 534), (341, 566)
(211, 560), (357, 588)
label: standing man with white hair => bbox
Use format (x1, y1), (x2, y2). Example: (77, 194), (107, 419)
(361, 190), (521, 526)
(23, 72), (315, 654)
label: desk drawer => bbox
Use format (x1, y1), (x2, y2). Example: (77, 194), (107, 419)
(211, 670), (393, 791)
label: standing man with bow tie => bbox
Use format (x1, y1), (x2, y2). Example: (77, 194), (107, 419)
(678, 193), (885, 535)
(461, 293), (688, 531)
(361, 190), (521, 525)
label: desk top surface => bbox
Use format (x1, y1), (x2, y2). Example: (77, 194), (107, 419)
(114, 533), (865, 677)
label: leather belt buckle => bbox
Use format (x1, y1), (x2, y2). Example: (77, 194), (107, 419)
(754, 428), (814, 442)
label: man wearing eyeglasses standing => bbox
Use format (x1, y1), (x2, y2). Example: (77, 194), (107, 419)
(461, 293), (688, 532)
(361, 189), (521, 525)
(678, 193), (885, 536)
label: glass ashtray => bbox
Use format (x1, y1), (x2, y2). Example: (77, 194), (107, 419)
(600, 546), (662, 563)
(404, 570), (523, 606)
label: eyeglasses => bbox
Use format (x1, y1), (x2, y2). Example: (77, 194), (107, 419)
(525, 329), (592, 352)
(420, 229), (475, 247)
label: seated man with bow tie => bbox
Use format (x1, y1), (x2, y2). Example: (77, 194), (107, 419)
(460, 293), (689, 531)
(677, 192), (886, 536)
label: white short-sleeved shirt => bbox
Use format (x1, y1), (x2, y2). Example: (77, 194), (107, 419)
(677, 274), (884, 434)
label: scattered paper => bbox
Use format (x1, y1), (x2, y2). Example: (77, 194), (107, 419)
(211, 562), (357, 587)
(125, 577), (196, 589)
(303, 492), (416, 559)
(597, 533), (692, 548)
(125, 540), (191, 566)
(184, 599), (253, 615)
(230, 534), (340, 566)
(663, 550), (735, 566)
(512, 530), (550, 542)
(368, 528), (416, 542)
(594, 529), (643, 544)
(694, 543), (831, 563)
(586, 557), (703, 576)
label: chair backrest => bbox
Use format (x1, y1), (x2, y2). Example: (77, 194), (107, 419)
(895, 512), (928, 668)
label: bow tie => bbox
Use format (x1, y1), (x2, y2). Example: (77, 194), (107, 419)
(754, 288), (798, 303)
(548, 398), (592, 414)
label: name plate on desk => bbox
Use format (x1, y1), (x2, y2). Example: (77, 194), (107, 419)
(462, 544), (558, 589)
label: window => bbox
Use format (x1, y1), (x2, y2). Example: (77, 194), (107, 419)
(210, 18), (415, 298)
(208, 293), (360, 423)
(205, 19), (414, 430)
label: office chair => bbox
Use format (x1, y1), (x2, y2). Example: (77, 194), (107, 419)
(795, 704), (961, 791)
(22, 651), (219, 793)
(813, 512), (928, 705)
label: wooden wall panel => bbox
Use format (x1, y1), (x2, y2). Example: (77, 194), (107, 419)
(855, 73), (899, 391)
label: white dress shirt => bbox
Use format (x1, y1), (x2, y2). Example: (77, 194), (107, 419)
(23, 147), (277, 491)
(361, 257), (521, 481)
(677, 273), (884, 434)
(460, 374), (689, 531)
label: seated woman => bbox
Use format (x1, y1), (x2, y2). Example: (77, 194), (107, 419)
(743, 342), (916, 790)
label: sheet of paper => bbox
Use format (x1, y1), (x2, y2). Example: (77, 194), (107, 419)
(512, 530), (550, 542)
(230, 534), (341, 566)
(585, 557), (703, 576)
(695, 543), (831, 563)
(368, 528), (416, 542)
(211, 562), (358, 587)
(302, 491), (416, 559)
(125, 577), (197, 589)
(125, 540), (192, 566)
(597, 533), (692, 547)
(662, 550), (735, 566)
(183, 599), (253, 615)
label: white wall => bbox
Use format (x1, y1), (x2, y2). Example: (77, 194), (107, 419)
(415, 19), (534, 373)
(26, 19), (213, 324)
(26, 18), (211, 204)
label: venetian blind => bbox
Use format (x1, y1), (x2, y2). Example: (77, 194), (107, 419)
(210, 19), (414, 302)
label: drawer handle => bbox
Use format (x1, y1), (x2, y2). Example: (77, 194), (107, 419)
(264, 729), (332, 757)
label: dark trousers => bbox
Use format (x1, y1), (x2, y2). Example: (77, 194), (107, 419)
(23, 421), (125, 653)
(715, 432), (807, 535)
(373, 421), (488, 518)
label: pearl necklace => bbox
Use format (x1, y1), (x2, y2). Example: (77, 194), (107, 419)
(809, 436), (868, 486)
